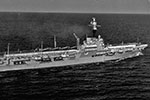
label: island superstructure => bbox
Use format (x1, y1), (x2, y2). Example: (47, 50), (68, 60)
(0, 17), (148, 72)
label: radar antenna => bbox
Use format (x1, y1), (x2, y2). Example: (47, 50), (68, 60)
(89, 17), (101, 37)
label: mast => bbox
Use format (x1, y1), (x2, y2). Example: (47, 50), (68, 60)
(6, 43), (10, 65)
(73, 33), (80, 50)
(54, 35), (57, 48)
(89, 17), (101, 37)
(40, 41), (44, 58)
(7, 43), (10, 55)
(41, 41), (43, 50)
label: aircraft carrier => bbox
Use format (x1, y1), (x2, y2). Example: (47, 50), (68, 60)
(0, 18), (148, 72)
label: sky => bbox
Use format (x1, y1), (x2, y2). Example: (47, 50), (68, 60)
(0, 0), (150, 13)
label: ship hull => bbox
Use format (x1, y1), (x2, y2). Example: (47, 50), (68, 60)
(0, 49), (142, 72)
(0, 18), (148, 72)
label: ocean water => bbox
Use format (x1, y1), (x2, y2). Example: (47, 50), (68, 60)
(0, 47), (149, 100)
(0, 13), (150, 52)
(0, 13), (150, 100)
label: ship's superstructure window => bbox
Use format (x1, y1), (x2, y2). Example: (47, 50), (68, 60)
(92, 52), (106, 57)
(14, 61), (26, 65)
(0, 17), (147, 72)
(41, 57), (51, 62)
(105, 52), (116, 56)
(54, 56), (63, 61)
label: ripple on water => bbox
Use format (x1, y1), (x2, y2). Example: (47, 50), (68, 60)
(0, 49), (150, 100)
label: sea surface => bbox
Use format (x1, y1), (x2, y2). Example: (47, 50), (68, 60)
(0, 13), (150, 52)
(0, 13), (150, 100)
(0, 47), (149, 100)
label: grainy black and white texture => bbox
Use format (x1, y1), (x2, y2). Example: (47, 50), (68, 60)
(0, 13), (150, 100)
(0, 13), (150, 52)
(0, 0), (149, 13)
(0, 48), (150, 100)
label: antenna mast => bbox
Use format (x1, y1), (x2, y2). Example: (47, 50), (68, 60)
(7, 43), (10, 55)
(89, 17), (101, 37)
(41, 41), (43, 50)
(54, 35), (57, 48)
(73, 33), (80, 50)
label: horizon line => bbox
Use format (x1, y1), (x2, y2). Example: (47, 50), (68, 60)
(0, 10), (149, 15)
